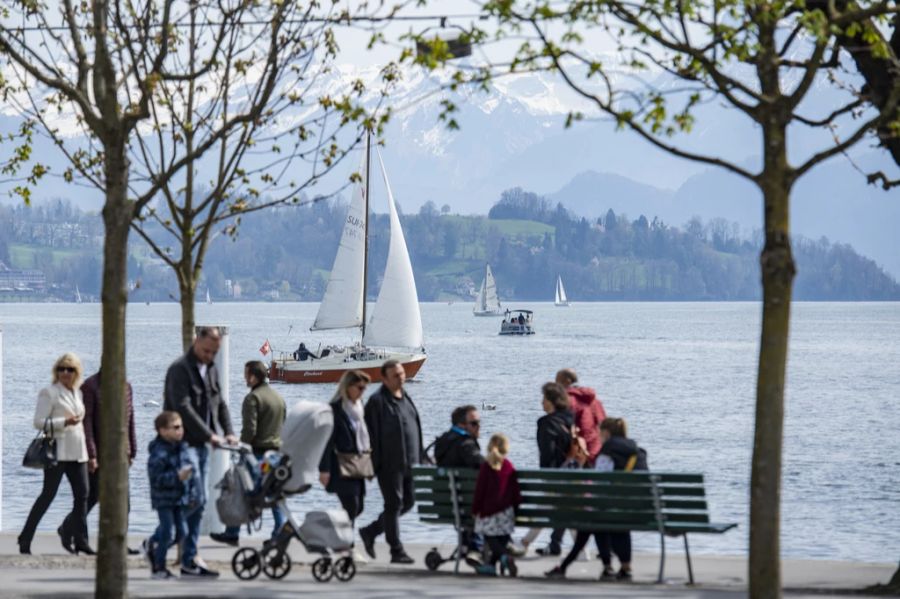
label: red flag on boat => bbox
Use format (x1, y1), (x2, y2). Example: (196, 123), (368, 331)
(259, 339), (271, 356)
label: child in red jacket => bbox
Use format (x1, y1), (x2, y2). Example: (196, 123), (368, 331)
(471, 433), (522, 576)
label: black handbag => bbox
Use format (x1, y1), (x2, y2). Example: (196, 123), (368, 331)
(336, 450), (374, 480)
(23, 418), (58, 470)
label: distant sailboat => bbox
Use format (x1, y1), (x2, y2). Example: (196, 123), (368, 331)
(206, 288), (212, 304)
(554, 275), (570, 307)
(473, 264), (503, 316)
(268, 133), (426, 384)
(74, 285), (83, 304)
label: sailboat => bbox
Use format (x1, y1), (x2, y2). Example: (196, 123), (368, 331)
(473, 264), (503, 316)
(206, 288), (212, 304)
(74, 285), (83, 304)
(554, 275), (570, 307)
(269, 135), (426, 384)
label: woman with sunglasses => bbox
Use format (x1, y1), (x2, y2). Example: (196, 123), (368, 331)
(319, 370), (373, 537)
(18, 352), (92, 555)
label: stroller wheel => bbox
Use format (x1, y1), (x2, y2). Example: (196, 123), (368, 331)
(232, 547), (262, 581)
(425, 548), (443, 571)
(311, 556), (334, 582)
(273, 464), (290, 481)
(334, 556), (356, 582)
(261, 545), (292, 580)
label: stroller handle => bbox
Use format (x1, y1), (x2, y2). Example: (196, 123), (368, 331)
(217, 441), (253, 453)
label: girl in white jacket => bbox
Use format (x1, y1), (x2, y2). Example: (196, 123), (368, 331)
(18, 352), (91, 555)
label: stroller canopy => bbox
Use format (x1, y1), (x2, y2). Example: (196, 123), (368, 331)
(281, 400), (334, 493)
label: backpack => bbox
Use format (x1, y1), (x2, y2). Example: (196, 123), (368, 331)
(215, 461), (261, 527)
(624, 447), (649, 472)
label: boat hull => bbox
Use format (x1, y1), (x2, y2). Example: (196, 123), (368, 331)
(499, 324), (535, 335)
(474, 310), (504, 317)
(269, 349), (427, 384)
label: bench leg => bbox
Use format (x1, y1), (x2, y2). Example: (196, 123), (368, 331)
(454, 529), (463, 575)
(657, 532), (666, 584)
(683, 534), (694, 585)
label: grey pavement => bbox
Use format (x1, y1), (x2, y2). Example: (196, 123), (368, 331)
(0, 533), (893, 598)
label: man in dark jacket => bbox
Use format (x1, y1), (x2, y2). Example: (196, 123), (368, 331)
(60, 369), (138, 553)
(434, 405), (483, 469)
(163, 326), (236, 578)
(211, 360), (286, 546)
(359, 360), (423, 564)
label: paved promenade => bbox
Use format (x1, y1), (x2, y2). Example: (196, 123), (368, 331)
(0, 533), (893, 598)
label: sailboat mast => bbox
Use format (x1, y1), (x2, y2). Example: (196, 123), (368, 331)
(361, 131), (371, 341)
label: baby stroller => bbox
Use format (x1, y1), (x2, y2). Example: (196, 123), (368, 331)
(219, 401), (357, 583)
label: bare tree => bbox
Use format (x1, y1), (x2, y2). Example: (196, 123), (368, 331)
(0, 0), (379, 595)
(127, 4), (392, 350)
(410, 1), (900, 596)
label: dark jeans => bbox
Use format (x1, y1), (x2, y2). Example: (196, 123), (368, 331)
(549, 527), (565, 549)
(338, 491), (365, 523)
(485, 534), (510, 566)
(61, 468), (132, 543)
(560, 531), (632, 571)
(182, 444), (208, 568)
(597, 531), (632, 565)
(20, 461), (89, 547)
(151, 506), (187, 571)
(362, 471), (414, 555)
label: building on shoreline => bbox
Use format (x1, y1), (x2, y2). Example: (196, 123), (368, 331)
(0, 261), (46, 292)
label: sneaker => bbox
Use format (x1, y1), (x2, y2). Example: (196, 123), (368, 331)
(359, 527), (376, 560)
(351, 550), (369, 565)
(616, 568), (633, 582)
(151, 568), (177, 580)
(536, 544), (561, 557)
(600, 565), (616, 581)
(181, 560), (220, 578)
(390, 552), (415, 565)
(464, 552), (484, 569)
(544, 565), (566, 579)
(209, 532), (239, 547)
(507, 541), (527, 557)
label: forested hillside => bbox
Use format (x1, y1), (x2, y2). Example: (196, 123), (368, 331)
(2, 194), (898, 302)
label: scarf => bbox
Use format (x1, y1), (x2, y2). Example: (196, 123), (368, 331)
(342, 397), (370, 453)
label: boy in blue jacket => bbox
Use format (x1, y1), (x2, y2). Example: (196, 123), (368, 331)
(145, 411), (195, 579)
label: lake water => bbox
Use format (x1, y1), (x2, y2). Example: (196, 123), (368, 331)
(0, 301), (898, 563)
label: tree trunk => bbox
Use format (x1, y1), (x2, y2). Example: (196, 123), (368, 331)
(749, 120), (796, 599)
(179, 272), (196, 352)
(95, 145), (133, 599)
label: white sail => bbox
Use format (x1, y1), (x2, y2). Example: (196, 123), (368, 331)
(206, 288), (212, 304)
(555, 275), (569, 305)
(474, 264), (501, 313)
(363, 150), (424, 349)
(311, 142), (368, 331)
(75, 285), (82, 304)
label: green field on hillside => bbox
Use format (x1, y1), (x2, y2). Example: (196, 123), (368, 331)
(8, 243), (84, 268)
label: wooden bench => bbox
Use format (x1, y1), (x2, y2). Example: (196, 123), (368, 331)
(412, 465), (737, 583)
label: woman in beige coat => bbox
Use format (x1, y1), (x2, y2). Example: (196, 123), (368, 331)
(18, 353), (92, 555)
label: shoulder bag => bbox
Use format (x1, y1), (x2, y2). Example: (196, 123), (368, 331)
(336, 450), (374, 480)
(23, 417), (58, 470)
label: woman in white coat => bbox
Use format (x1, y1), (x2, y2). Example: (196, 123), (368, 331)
(18, 352), (92, 555)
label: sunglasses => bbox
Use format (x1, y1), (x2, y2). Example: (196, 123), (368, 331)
(57, 366), (77, 374)
(467, 420), (481, 427)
